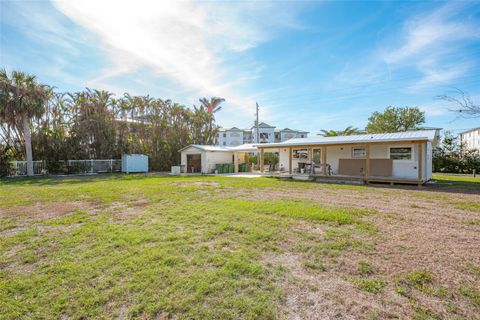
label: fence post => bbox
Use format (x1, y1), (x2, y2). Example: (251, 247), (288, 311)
(91, 160), (94, 173)
(110, 159), (113, 172)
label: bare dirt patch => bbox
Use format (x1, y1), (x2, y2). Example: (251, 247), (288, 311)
(0, 201), (97, 219)
(255, 184), (480, 319)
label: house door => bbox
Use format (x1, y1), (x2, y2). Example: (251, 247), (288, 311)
(187, 154), (202, 173)
(313, 149), (321, 164)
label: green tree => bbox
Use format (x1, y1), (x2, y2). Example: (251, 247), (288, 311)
(366, 106), (425, 133)
(319, 126), (361, 137)
(199, 97), (225, 114)
(0, 69), (49, 176)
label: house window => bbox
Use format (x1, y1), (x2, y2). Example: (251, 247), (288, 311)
(390, 147), (412, 160)
(300, 134), (305, 138)
(352, 147), (366, 158)
(293, 149), (308, 159)
(260, 133), (269, 140)
(223, 142), (226, 146)
(223, 133), (226, 138)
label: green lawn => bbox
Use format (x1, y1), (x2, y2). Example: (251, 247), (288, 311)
(0, 174), (478, 319)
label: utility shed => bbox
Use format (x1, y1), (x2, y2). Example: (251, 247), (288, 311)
(179, 144), (256, 174)
(121, 154), (148, 173)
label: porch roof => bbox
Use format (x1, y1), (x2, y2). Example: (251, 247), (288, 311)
(179, 143), (257, 153)
(254, 130), (438, 148)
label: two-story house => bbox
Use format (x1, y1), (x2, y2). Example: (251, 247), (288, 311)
(460, 127), (480, 151)
(216, 123), (309, 146)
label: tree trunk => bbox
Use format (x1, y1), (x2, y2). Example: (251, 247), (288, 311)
(23, 117), (34, 176)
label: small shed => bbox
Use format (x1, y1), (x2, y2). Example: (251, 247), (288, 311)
(121, 154), (148, 173)
(179, 144), (257, 174)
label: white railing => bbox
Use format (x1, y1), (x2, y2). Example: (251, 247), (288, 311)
(10, 161), (46, 176)
(9, 159), (121, 176)
(67, 159), (121, 173)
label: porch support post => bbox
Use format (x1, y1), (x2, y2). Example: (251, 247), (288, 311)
(260, 148), (264, 173)
(418, 143), (423, 182)
(234, 152), (239, 173)
(365, 144), (371, 180)
(322, 146), (327, 176)
(288, 147), (292, 175)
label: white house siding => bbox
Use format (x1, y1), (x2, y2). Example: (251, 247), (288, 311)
(217, 130), (243, 146)
(204, 152), (233, 173)
(461, 128), (480, 150)
(180, 147), (206, 173)
(426, 142), (432, 180)
(278, 148), (290, 172)
(253, 127), (275, 143)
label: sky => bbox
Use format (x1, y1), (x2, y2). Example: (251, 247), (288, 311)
(1, 0), (479, 135)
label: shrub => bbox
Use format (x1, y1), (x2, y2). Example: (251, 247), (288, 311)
(406, 270), (433, 289)
(0, 146), (13, 177)
(357, 278), (386, 293)
(47, 160), (66, 174)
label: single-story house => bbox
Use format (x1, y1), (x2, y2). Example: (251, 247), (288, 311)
(255, 130), (439, 185)
(179, 144), (257, 173)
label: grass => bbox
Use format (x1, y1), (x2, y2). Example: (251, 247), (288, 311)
(0, 175), (372, 319)
(358, 260), (374, 275)
(406, 270), (434, 290)
(431, 174), (480, 191)
(459, 287), (480, 309)
(453, 201), (480, 212)
(0, 173), (478, 318)
(356, 278), (386, 294)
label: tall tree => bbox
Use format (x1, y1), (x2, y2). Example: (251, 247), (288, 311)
(319, 126), (361, 137)
(199, 97), (225, 114)
(0, 69), (49, 176)
(366, 106), (425, 133)
(437, 89), (480, 118)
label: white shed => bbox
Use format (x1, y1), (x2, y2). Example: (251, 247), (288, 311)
(121, 154), (148, 173)
(179, 144), (257, 174)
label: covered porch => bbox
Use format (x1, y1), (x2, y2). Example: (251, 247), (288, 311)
(257, 139), (431, 186)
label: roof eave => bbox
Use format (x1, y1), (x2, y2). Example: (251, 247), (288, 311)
(254, 137), (431, 148)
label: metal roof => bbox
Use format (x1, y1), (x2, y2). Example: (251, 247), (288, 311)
(179, 143), (257, 153)
(460, 127), (480, 135)
(254, 130), (438, 148)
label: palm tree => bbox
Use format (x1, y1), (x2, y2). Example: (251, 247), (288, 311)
(0, 69), (49, 176)
(199, 97), (225, 114)
(319, 126), (361, 137)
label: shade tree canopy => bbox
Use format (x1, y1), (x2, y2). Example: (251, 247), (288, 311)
(366, 106), (425, 133)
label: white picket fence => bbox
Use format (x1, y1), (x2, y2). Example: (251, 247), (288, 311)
(9, 159), (121, 176)
(10, 161), (46, 176)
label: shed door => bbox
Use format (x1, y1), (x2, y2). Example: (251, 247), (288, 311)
(187, 154), (202, 173)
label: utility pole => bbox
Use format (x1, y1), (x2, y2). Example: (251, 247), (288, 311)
(255, 102), (260, 144)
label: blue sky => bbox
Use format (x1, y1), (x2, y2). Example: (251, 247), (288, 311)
(1, 0), (479, 135)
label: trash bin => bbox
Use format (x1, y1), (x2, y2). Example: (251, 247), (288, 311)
(216, 164), (223, 174)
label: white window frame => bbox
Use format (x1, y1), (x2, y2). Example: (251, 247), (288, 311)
(292, 148), (308, 159)
(389, 146), (413, 161)
(351, 147), (366, 159)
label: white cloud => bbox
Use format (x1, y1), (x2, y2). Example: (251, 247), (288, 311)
(383, 6), (477, 64)
(52, 0), (303, 117)
(381, 2), (480, 88)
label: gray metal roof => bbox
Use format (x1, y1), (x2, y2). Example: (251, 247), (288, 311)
(460, 127), (480, 135)
(179, 144), (257, 153)
(254, 130), (438, 148)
